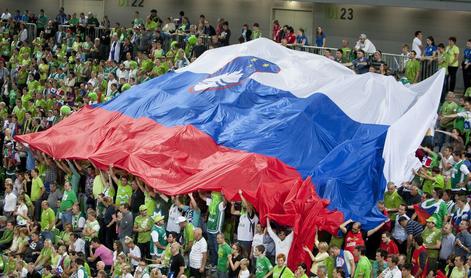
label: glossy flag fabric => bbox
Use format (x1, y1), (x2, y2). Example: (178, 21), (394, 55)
(16, 38), (444, 267)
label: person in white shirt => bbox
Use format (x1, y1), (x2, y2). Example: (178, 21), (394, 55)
(70, 233), (86, 254)
(266, 217), (294, 264)
(106, 72), (119, 97)
(412, 31), (423, 58)
(379, 255), (402, 278)
(189, 228), (207, 277)
(354, 34), (376, 54)
(125, 236), (142, 267)
(231, 190), (259, 256)
(1, 9), (12, 20)
(108, 34), (121, 63)
(3, 183), (17, 217)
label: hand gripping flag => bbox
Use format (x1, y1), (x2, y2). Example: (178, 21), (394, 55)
(16, 38), (444, 268)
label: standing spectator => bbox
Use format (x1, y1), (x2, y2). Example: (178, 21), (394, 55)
(454, 219), (471, 257)
(254, 245), (272, 278)
(405, 50), (421, 84)
(3, 182), (17, 217)
(450, 256), (466, 278)
(219, 21), (231, 46)
(59, 181), (77, 226)
(203, 191), (226, 269)
(216, 233), (232, 278)
(168, 242), (185, 278)
(272, 20), (281, 43)
(286, 27), (296, 44)
(355, 34), (376, 54)
(133, 205), (152, 259)
(228, 243), (243, 278)
(462, 39), (471, 92)
(446, 37), (460, 92)
(296, 28), (308, 46)
(265, 253), (294, 278)
(315, 27), (326, 47)
(353, 246), (372, 278)
(330, 245), (355, 278)
(109, 33), (121, 63)
(421, 217), (441, 270)
(252, 23), (262, 40)
(177, 216), (195, 254)
(340, 219), (365, 262)
(372, 250), (388, 278)
(384, 182), (404, 220)
(240, 24), (252, 43)
(117, 204), (133, 252)
(189, 227), (207, 278)
(439, 223), (455, 270)
(150, 214), (166, 259)
(267, 217), (294, 264)
(379, 232), (399, 255)
(379, 255), (402, 278)
(125, 236), (141, 269)
(423, 36), (437, 59)
(411, 31), (423, 58)
(40, 200), (55, 240)
(231, 190), (258, 257)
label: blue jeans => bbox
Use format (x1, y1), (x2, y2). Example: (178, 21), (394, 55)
(61, 210), (72, 226)
(207, 232), (218, 266)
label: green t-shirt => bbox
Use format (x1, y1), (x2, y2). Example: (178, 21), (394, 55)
(115, 181), (132, 205)
(272, 265), (295, 278)
(423, 174), (445, 195)
(134, 215), (152, 243)
(40, 208), (55, 231)
(450, 267), (466, 278)
(92, 175), (104, 199)
(354, 256), (372, 278)
(216, 242), (232, 272)
(145, 192), (157, 217)
(256, 256), (273, 278)
(59, 189), (77, 212)
(384, 191), (404, 220)
(405, 59), (420, 83)
(422, 227), (441, 258)
(446, 45), (460, 67)
(31, 176), (44, 202)
(40, 246), (52, 262)
(183, 223), (195, 252)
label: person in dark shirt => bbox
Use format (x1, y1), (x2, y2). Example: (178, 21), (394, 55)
(352, 49), (370, 74)
(218, 21), (231, 46)
(24, 232), (44, 263)
(130, 179), (145, 217)
(191, 37), (208, 60)
(169, 242), (185, 278)
(101, 196), (116, 249)
(397, 183), (421, 216)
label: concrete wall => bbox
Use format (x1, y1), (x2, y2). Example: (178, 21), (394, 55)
(312, 3), (471, 53)
(3, 0), (471, 54)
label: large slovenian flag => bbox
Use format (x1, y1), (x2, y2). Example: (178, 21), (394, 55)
(16, 38), (444, 267)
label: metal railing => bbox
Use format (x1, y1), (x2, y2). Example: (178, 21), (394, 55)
(288, 44), (439, 81)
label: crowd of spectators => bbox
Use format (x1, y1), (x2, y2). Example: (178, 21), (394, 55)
(0, 6), (469, 278)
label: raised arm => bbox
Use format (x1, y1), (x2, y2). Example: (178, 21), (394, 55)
(339, 219), (353, 234)
(108, 165), (120, 185)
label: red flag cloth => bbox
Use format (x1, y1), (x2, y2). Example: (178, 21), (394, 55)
(16, 106), (343, 269)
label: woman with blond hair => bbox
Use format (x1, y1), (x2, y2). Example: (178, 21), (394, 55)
(303, 231), (330, 275)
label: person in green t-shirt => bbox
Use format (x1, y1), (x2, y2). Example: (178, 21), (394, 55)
(353, 246), (372, 278)
(294, 263), (309, 278)
(405, 50), (420, 84)
(422, 217), (442, 260)
(59, 181), (78, 226)
(446, 37), (460, 91)
(35, 238), (53, 269)
(216, 233), (233, 275)
(255, 244), (273, 278)
(417, 166), (445, 195)
(266, 253), (295, 278)
(40, 201), (56, 242)
(109, 166), (133, 206)
(133, 205), (152, 258)
(384, 182), (404, 220)
(177, 216), (195, 254)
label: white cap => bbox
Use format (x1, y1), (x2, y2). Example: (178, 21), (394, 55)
(176, 216), (187, 224)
